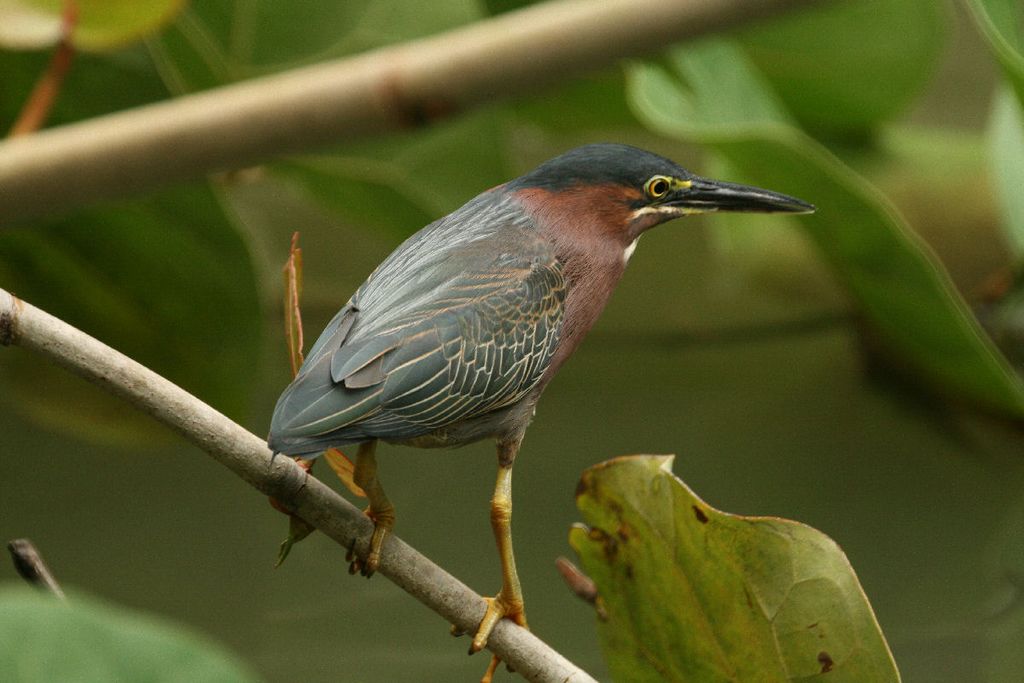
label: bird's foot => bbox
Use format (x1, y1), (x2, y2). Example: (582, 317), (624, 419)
(449, 592), (526, 683)
(345, 507), (391, 578)
(470, 592), (528, 653)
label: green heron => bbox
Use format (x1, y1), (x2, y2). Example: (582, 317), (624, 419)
(269, 143), (813, 663)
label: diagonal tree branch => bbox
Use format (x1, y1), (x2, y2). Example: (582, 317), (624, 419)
(0, 0), (826, 223)
(0, 286), (595, 683)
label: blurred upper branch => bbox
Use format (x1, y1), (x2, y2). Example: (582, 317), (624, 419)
(0, 0), (824, 224)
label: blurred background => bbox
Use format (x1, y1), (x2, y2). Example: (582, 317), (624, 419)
(2, 0), (1024, 681)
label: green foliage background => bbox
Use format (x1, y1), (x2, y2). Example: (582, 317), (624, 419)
(2, 0), (1024, 681)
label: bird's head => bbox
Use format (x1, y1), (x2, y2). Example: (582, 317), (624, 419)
(509, 143), (814, 243)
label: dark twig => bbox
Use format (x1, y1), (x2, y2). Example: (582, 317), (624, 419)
(7, 538), (66, 599)
(555, 556), (606, 620)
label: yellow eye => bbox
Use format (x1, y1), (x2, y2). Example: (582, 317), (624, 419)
(645, 176), (671, 199)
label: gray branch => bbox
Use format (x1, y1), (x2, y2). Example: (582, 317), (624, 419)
(0, 287), (595, 683)
(0, 0), (824, 223)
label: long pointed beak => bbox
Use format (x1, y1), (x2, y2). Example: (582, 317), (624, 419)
(668, 177), (815, 214)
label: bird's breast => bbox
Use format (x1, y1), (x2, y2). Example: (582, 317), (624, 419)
(510, 185), (636, 383)
(542, 246), (625, 381)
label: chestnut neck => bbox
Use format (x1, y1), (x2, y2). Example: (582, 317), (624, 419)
(513, 184), (637, 384)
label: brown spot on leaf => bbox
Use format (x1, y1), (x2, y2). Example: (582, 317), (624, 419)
(806, 622), (826, 639)
(692, 505), (709, 524)
(617, 521), (634, 541)
(588, 527), (618, 561)
(603, 536), (619, 561)
(818, 651), (834, 673)
(575, 475), (589, 499)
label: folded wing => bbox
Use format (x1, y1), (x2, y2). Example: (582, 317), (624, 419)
(269, 226), (564, 456)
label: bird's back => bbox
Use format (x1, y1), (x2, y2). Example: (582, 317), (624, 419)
(268, 191), (566, 457)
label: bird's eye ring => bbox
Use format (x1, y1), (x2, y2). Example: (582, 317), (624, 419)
(645, 176), (672, 199)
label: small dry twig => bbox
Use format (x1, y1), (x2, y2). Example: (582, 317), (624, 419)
(7, 538), (66, 599)
(7, 2), (78, 138)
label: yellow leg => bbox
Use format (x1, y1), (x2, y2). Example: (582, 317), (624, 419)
(346, 440), (394, 577)
(471, 439), (528, 669)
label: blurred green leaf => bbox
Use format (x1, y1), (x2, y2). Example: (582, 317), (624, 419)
(233, 0), (478, 69)
(150, 0), (480, 90)
(480, 0), (536, 15)
(571, 455), (899, 682)
(0, 49), (170, 129)
(0, 184), (261, 445)
(270, 111), (510, 241)
(0, 586), (259, 682)
(735, 0), (947, 138)
(988, 87), (1024, 259)
(967, 0), (1024, 102)
(0, 0), (186, 52)
(0, 46), (260, 445)
(513, 70), (636, 131)
(628, 40), (1024, 418)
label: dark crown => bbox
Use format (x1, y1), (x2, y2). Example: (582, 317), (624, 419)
(510, 143), (691, 191)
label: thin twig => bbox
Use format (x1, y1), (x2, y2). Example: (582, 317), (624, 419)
(554, 556), (605, 620)
(7, 539), (66, 599)
(7, 2), (78, 138)
(0, 0), (826, 223)
(0, 287), (594, 683)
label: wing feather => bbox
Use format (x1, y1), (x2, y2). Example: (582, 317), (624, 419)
(268, 206), (565, 456)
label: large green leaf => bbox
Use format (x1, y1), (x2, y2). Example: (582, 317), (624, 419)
(967, 4), (1024, 367)
(627, 40), (1024, 418)
(571, 455), (899, 682)
(0, 44), (261, 445)
(0, 184), (261, 445)
(988, 87), (1024, 259)
(270, 109), (511, 241)
(967, 0), (1024, 102)
(148, 0), (481, 90)
(0, 586), (259, 682)
(969, 0), (1024, 261)
(734, 0), (947, 137)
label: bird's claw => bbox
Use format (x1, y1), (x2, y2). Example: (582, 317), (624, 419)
(469, 593), (528, 654)
(345, 512), (390, 578)
(463, 594), (526, 683)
